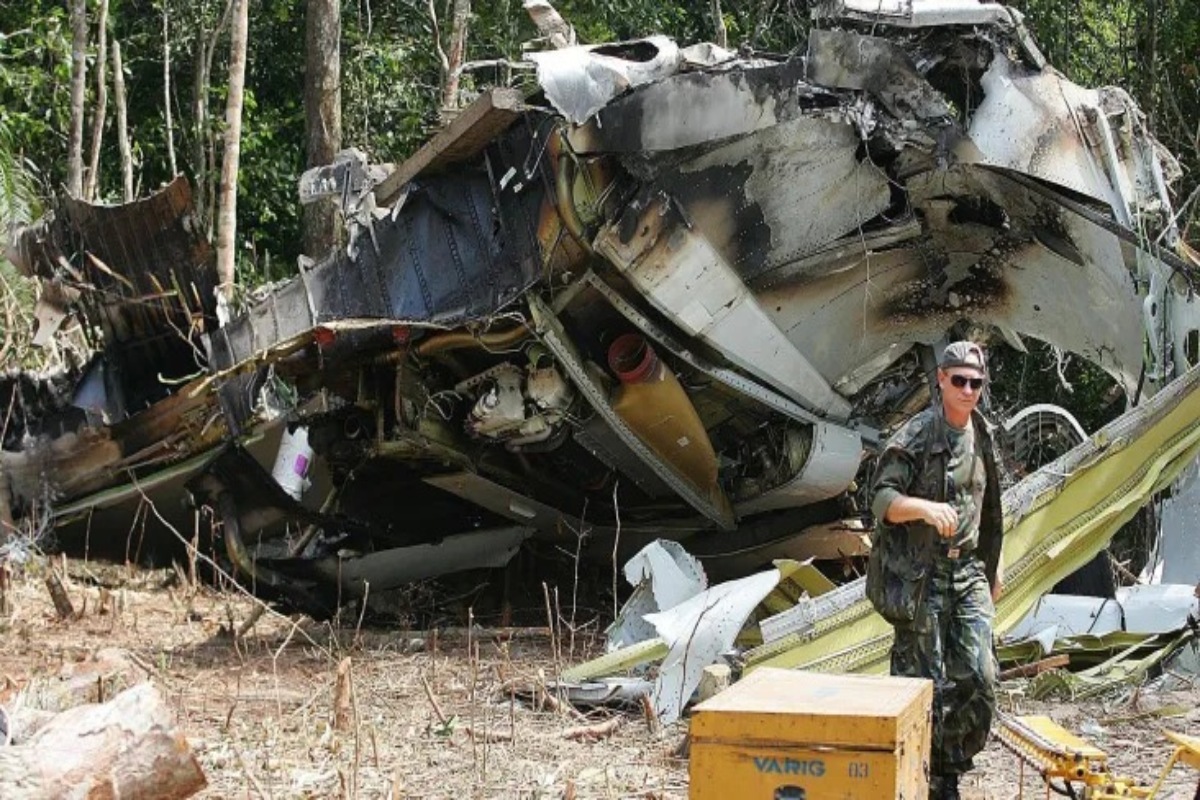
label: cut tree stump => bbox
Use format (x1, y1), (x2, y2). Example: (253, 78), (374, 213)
(0, 682), (206, 799)
(333, 656), (353, 731)
(44, 570), (75, 620)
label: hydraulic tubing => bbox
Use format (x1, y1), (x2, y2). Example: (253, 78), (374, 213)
(414, 324), (532, 357)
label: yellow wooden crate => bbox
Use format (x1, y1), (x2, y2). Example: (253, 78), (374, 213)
(689, 668), (932, 800)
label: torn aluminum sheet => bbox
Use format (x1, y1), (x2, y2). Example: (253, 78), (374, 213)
(1006, 595), (1124, 640)
(607, 540), (706, 652)
(566, 59), (815, 154)
(1117, 584), (1200, 635)
(646, 567), (782, 724)
(998, 631), (1164, 668)
(595, 194), (855, 421)
(1147, 461), (1200, 585)
(758, 166), (1154, 402)
(526, 36), (681, 124)
(304, 525), (533, 596)
(678, 43), (736, 69)
(1002, 625), (1061, 663)
(7, 177), (217, 415)
(967, 52), (1176, 220)
(554, 678), (654, 708)
(758, 577), (874, 645)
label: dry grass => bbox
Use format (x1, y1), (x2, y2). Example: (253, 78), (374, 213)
(0, 559), (1197, 799)
(0, 560), (689, 799)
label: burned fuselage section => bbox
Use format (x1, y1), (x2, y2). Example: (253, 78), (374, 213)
(4, 1), (1198, 612)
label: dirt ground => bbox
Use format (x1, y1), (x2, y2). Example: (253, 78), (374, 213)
(1, 560), (1197, 799)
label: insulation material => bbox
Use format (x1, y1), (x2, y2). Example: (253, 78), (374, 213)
(526, 36), (681, 124)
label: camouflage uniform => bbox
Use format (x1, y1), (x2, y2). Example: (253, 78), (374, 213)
(869, 405), (1004, 781)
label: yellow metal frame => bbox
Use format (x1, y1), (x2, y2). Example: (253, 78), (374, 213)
(1145, 731), (1200, 799)
(997, 714), (1200, 799)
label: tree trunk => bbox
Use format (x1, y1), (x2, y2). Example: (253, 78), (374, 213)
(303, 0), (342, 259)
(710, 0), (728, 49)
(163, 4), (178, 177)
(83, 0), (109, 201)
(112, 39), (133, 201)
(191, 40), (207, 220)
(191, 0), (235, 232)
(440, 0), (471, 118)
(0, 683), (206, 799)
(214, 0), (249, 307)
(65, 0), (88, 197)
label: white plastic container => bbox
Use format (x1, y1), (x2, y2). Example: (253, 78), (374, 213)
(271, 426), (314, 500)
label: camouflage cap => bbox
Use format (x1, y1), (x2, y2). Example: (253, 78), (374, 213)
(939, 340), (987, 375)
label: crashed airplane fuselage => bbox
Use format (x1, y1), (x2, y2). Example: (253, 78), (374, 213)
(4, 0), (1199, 614)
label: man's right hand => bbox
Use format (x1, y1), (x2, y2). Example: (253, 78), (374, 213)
(883, 495), (959, 538)
(920, 500), (959, 538)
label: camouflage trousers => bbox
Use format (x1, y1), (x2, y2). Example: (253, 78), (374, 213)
(891, 552), (997, 778)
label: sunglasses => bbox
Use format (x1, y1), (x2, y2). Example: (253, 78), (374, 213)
(949, 375), (986, 390)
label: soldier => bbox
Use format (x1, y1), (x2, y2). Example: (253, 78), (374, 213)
(868, 341), (1004, 800)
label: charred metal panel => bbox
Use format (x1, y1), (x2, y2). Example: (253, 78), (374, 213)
(568, 60), (816, 155)
(207, 125), (550, 372)
(652, 114), (892, 283)
(815, 0), (1024, 29)
(806, 29), (951, 121)
(596, 195), (852, 421)
(966, 52), (1179, 239)
(10, 178), (216, 411)
(756, 166), (1147, 396)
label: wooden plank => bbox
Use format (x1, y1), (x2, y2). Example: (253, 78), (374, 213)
(376, 88), (526, 206)
(998, 654), (1070, 680)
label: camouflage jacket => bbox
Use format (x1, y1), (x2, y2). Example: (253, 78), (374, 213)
(869, 406), (1004, 589)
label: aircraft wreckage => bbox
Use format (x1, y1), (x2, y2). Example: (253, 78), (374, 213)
(3, 0), (1200, 626)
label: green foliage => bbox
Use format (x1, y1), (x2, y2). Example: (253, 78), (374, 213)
(987, 339), (1125, 435)
(340, 2), (442, 163)
(0, 6), (72, 193)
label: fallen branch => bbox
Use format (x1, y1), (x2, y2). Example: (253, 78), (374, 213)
(420, 674), (513, 744)
(562, 716), (620, 742)
(536, 682), (587, 722)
